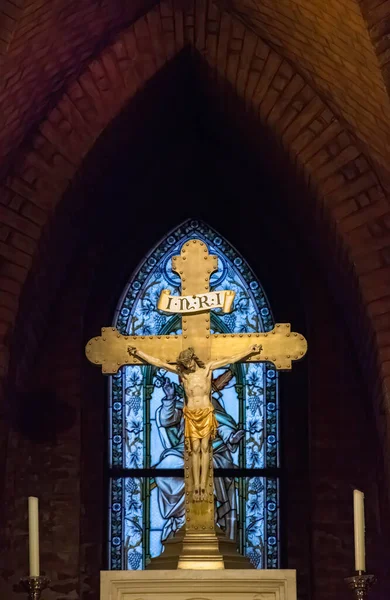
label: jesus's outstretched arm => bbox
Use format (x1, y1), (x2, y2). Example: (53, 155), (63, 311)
(128, 347), (177, 374)
(208, 344), (262, 371)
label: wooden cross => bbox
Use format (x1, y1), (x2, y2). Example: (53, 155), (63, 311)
(86, 239), (307, 569)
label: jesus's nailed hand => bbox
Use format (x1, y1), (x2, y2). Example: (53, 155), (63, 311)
(251, 344), (263, 354)
(127, 346), (137, 356)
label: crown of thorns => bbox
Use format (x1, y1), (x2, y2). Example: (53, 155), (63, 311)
(177, 347), (205, 369)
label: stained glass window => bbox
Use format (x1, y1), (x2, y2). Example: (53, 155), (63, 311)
(108, 220), (280, 571)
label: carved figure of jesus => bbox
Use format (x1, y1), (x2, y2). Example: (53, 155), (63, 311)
(127, 343), (262, 502)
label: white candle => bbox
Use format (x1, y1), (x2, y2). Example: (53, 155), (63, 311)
(28, 496), (40, 577)
(353, 489), (366, 572)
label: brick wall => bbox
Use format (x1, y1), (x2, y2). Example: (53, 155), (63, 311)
(1, 75), (389, 598)
(307, 278), (390, 600)
(220, 0), (390, 168)
(2, 0), (390, 170)
(1, 188), (388, 600)
(0, 1), (390, 597)
(1, 8), (389, 459)
(1, 258), (89, 600)
(0, 0), (157, 170)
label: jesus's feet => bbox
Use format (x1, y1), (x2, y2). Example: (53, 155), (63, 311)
(193, 488), (201, 502)
(200, 488), (207, 502)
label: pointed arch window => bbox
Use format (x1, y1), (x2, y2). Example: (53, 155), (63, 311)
(108, 220), (280, 571)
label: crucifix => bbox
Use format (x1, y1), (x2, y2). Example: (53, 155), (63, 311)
(86, 239), (307, 569)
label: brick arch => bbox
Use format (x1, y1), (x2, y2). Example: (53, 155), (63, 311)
(220, 0), (390, 172)
(1, 3), (390, 479)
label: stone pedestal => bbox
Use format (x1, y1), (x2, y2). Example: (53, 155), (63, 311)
(101, 569), (297, 600)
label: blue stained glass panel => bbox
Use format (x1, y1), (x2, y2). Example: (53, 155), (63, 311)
(109, 478), (143, 570)
(108, 220), (281, 570)
(110, 476), (279, 569)
(245, 477), (279, 568)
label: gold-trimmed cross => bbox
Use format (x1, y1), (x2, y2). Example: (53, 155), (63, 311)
(85, 239), (307, 569)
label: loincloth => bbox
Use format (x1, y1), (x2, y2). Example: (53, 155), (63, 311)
(183, 406), (218, 440)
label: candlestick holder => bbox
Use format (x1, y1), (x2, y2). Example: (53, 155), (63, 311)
(345, 572), (376, 599)
(20, 576), (50, 600)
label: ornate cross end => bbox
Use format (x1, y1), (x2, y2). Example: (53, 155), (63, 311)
(261, 323), (307, 370)
(210, 323), (307, 370)
(85, 327), (181, 374)
(172, 239), (218, 295)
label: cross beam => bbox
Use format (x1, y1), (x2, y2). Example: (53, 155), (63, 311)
(86, 324), (306, 374)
